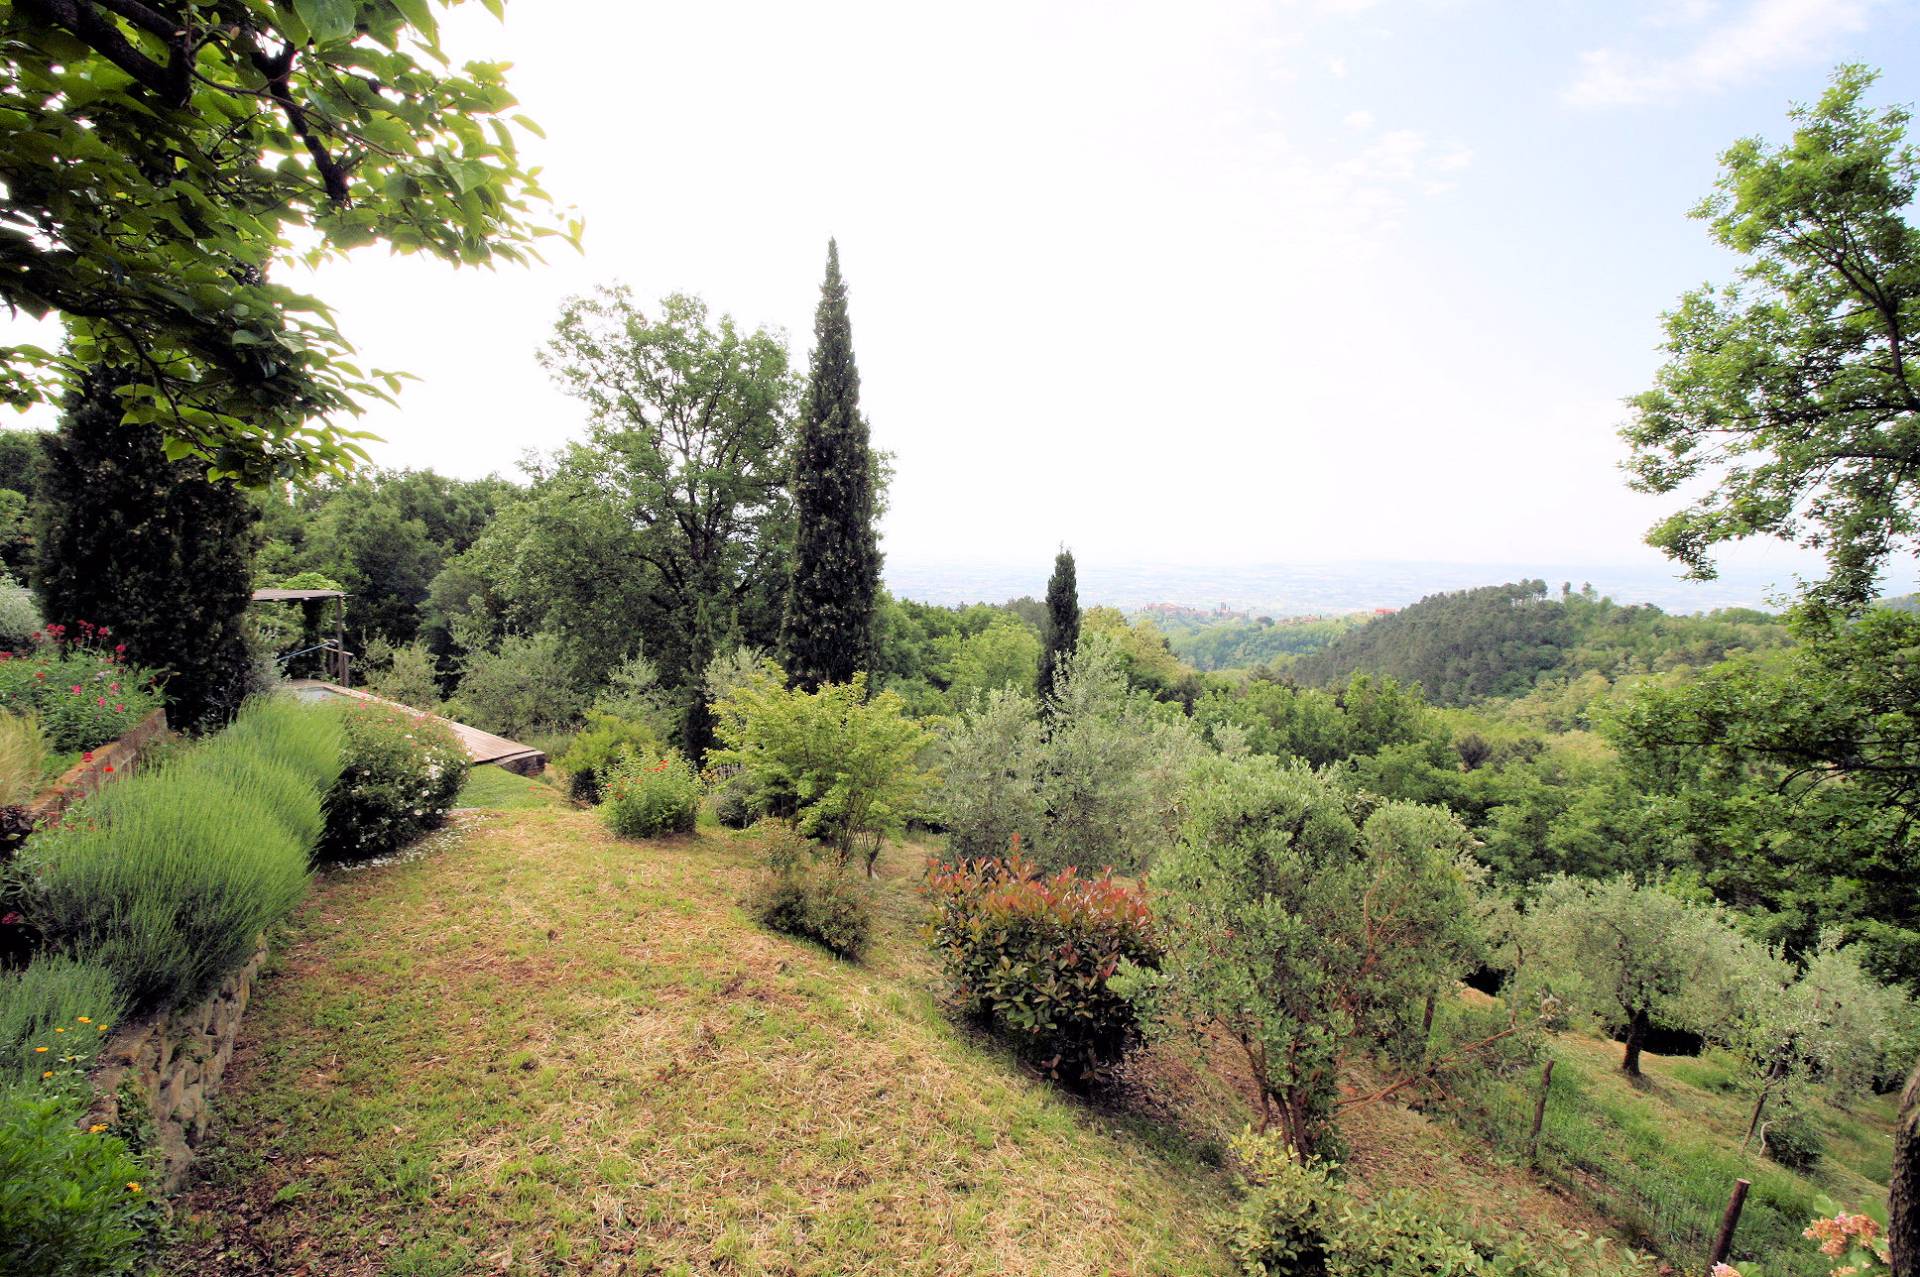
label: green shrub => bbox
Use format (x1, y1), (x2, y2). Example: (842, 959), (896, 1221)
(453, 631), (587, 740)
(602, 752), (699, 839)
(0, 640), (165, 752)
(712, 770), (756, 829)
(0, 956), (122, 1092)
(1763, 1104), (1826, 1171)
(558, 711), (661, 804)
(0, 1089), (157, 1277)
(923, 845), (1159, 1087)
(320, 703), (466, 861)
(748, 824), (872, 958)
(30, 698), (342, 1012)
(0, 573), (41, 649)
(1227, 1131), (1643, 1276)
(362, 638), (445, 712)
(710, 667), (929, 875)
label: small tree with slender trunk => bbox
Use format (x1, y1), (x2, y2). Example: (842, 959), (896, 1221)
(1144, 754), (1480, 1158)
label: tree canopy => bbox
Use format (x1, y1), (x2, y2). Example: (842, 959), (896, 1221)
(540, 287), (796, 752)
(0, 0), (575, 482)
(1623, 65), (1920, 609)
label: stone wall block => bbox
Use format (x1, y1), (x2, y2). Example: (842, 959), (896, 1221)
(83, 931), (269, 1192)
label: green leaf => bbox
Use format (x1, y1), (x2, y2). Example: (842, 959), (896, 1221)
(294, 0), (358, 45)
(389, 0), (439, 43)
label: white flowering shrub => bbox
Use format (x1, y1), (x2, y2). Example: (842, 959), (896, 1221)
(319, 703), (467, 861)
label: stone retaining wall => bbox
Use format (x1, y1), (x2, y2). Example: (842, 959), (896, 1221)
(27, 706), (170, 827)
(86, 938), (266, 1191)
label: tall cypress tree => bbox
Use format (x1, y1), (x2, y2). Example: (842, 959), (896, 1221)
(782, 239), (880, 690)
(35, 369), (259, 731)
(1039, 547), (1080, 701)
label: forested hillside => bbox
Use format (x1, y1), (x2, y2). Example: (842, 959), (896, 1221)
(1157, 611), (1363, 671)
(1289, 579), (1787, 705)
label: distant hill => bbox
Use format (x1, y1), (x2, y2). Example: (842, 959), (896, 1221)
(1155, 612), (1365, 671)
(1291, 580), (1786, 706)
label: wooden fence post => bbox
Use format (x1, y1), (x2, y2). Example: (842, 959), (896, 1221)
(1708, 1178), (1751, 1270)
(1527, 1058), (1555, 1163)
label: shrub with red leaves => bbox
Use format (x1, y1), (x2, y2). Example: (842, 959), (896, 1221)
(923, 840), (1159, 1088)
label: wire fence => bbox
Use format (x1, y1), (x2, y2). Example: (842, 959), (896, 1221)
(1450, 1066), (1836, 1277)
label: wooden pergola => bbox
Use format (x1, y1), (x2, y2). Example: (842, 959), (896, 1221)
(249, 587), (352, 686)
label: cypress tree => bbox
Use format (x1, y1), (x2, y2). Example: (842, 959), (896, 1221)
(35, 369), (259, 731)
(1039, 547), (1080, 701)
(782, 239), (881, 690)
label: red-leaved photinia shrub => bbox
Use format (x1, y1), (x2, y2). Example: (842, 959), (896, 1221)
(923, 838), (1159, 1088)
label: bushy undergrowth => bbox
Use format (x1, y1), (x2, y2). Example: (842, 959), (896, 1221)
(27, 698), (343, 1012)
(0, 574), (41, 649)
(557, 711), (661, 804)
(602, 752), (700, 838)
(924, 846), (1159, 1087)
(1760, 1104), (1825, 1171)
(0, 1089), (157, 1277)
(711, 769), (756, 828)
(1227, 1131), (1646, 1276)
(748, 823), (872, 958)
(0, 955), (121, 1091)
(320, 703), (466, 861)
(0, 635), (163, 752)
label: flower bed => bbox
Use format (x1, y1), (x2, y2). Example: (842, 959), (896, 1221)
(0, 624), (164, 754)
(24, 708), (168, 831)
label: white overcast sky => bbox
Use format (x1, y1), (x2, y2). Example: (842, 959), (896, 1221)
(15, 0), (1920, 580)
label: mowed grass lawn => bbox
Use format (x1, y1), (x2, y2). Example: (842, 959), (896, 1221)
(165, 775), (1234, 1277)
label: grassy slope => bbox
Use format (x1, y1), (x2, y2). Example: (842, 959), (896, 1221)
(1428, 990), (1896, 1275)
(164, 768), (1897, 1277)
(166, 782), (1231, 1276)
(1526, 1034), (1895, 1273)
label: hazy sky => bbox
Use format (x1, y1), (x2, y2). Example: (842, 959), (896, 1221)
(16, 0), (1920, 583)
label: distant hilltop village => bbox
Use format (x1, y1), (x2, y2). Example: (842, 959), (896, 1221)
(1132, 602), (1397, 624)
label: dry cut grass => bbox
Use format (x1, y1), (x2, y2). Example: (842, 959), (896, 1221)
(166, 802), (1233, 1277)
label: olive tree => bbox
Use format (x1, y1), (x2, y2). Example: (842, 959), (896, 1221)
(1142, 755), (1480, 1157)
(1733, 938), (1914, 1148)
(1035, 633), (1161, 872)
(1524, 875), (1753, 1076)
(936, 688), (1045, 859)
